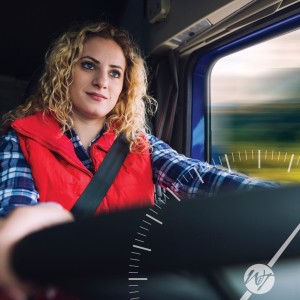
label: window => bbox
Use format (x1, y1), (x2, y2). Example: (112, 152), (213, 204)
(210, 29), (300, 183)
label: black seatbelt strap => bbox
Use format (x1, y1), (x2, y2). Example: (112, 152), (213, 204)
(71, 132), (129, 219)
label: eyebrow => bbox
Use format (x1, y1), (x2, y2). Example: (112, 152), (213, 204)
(80, 55), (124, 71)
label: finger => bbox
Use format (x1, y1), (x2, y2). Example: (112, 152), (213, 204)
(0, 285), (28, 300)
(0, 205), (74, 243)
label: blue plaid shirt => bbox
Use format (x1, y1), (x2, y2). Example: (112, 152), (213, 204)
(0, 129), (276, 217)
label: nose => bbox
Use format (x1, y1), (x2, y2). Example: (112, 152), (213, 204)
(92, 70), (108, 89)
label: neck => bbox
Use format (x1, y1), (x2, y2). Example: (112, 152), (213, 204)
(72, 117), (105, 150)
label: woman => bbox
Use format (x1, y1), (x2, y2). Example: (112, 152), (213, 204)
(0, 21), (276, 299)
(1, 22), (157, 217)
(0, 21), (275, 217)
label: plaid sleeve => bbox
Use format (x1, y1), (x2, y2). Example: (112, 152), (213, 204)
(0, 129), (39, 217)
(147, 134), (278, 200)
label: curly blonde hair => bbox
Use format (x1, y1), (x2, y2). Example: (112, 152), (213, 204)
(3, 22), (157, 150)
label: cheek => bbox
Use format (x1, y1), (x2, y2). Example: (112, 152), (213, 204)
(70, 68), (86, 92)
(112, 81), (124, 99)
(69, 75), (85, 100)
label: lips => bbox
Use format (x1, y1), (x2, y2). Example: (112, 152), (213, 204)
(86, 92), (108, 101)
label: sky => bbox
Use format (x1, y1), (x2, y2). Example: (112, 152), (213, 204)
(211, 28), (300, 106)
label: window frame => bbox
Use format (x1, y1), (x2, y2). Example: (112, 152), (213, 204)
(182, 7), (300, 162)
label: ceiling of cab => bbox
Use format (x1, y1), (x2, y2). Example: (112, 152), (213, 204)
(0, 0), (128, 81)
(162, 0), (300, 54)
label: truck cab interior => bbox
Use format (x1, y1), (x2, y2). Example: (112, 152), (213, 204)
(2, 0), (300, 299)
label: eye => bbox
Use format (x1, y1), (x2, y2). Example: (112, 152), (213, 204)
(81, 61), (95, 70)
(110, 69), (121, 78)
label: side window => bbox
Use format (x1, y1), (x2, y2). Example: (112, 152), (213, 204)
(210, 29), (300, 183)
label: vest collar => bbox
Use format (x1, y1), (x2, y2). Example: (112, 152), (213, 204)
(12, 111), (79, 162)
(11, 112), (117, 166)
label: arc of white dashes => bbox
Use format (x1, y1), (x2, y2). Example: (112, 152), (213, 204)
(166, 187), (181, 201)
(264, 149), (267, 160)
(288, 154), (294, 173)
(146, 214), (163, 225)
(188, 170), (194, 179)
(218, 156), (222, 165)
(193, 166), (204, 183)
(224, 154), (232, 172)
(212, 158), (216, 166)
(176, 179), (183, 187)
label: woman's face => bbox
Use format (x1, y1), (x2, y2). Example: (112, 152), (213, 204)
(69, 36), (126, 126)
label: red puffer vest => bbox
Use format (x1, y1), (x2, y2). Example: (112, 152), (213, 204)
(11, 112), (154, 214)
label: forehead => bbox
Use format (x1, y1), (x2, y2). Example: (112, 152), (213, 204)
(81, 36), (126, 68)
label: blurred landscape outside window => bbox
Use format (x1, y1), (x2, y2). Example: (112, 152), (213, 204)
(211, 29), (300, 183)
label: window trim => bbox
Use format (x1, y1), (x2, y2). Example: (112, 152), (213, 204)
(189, 11), (300, 162)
